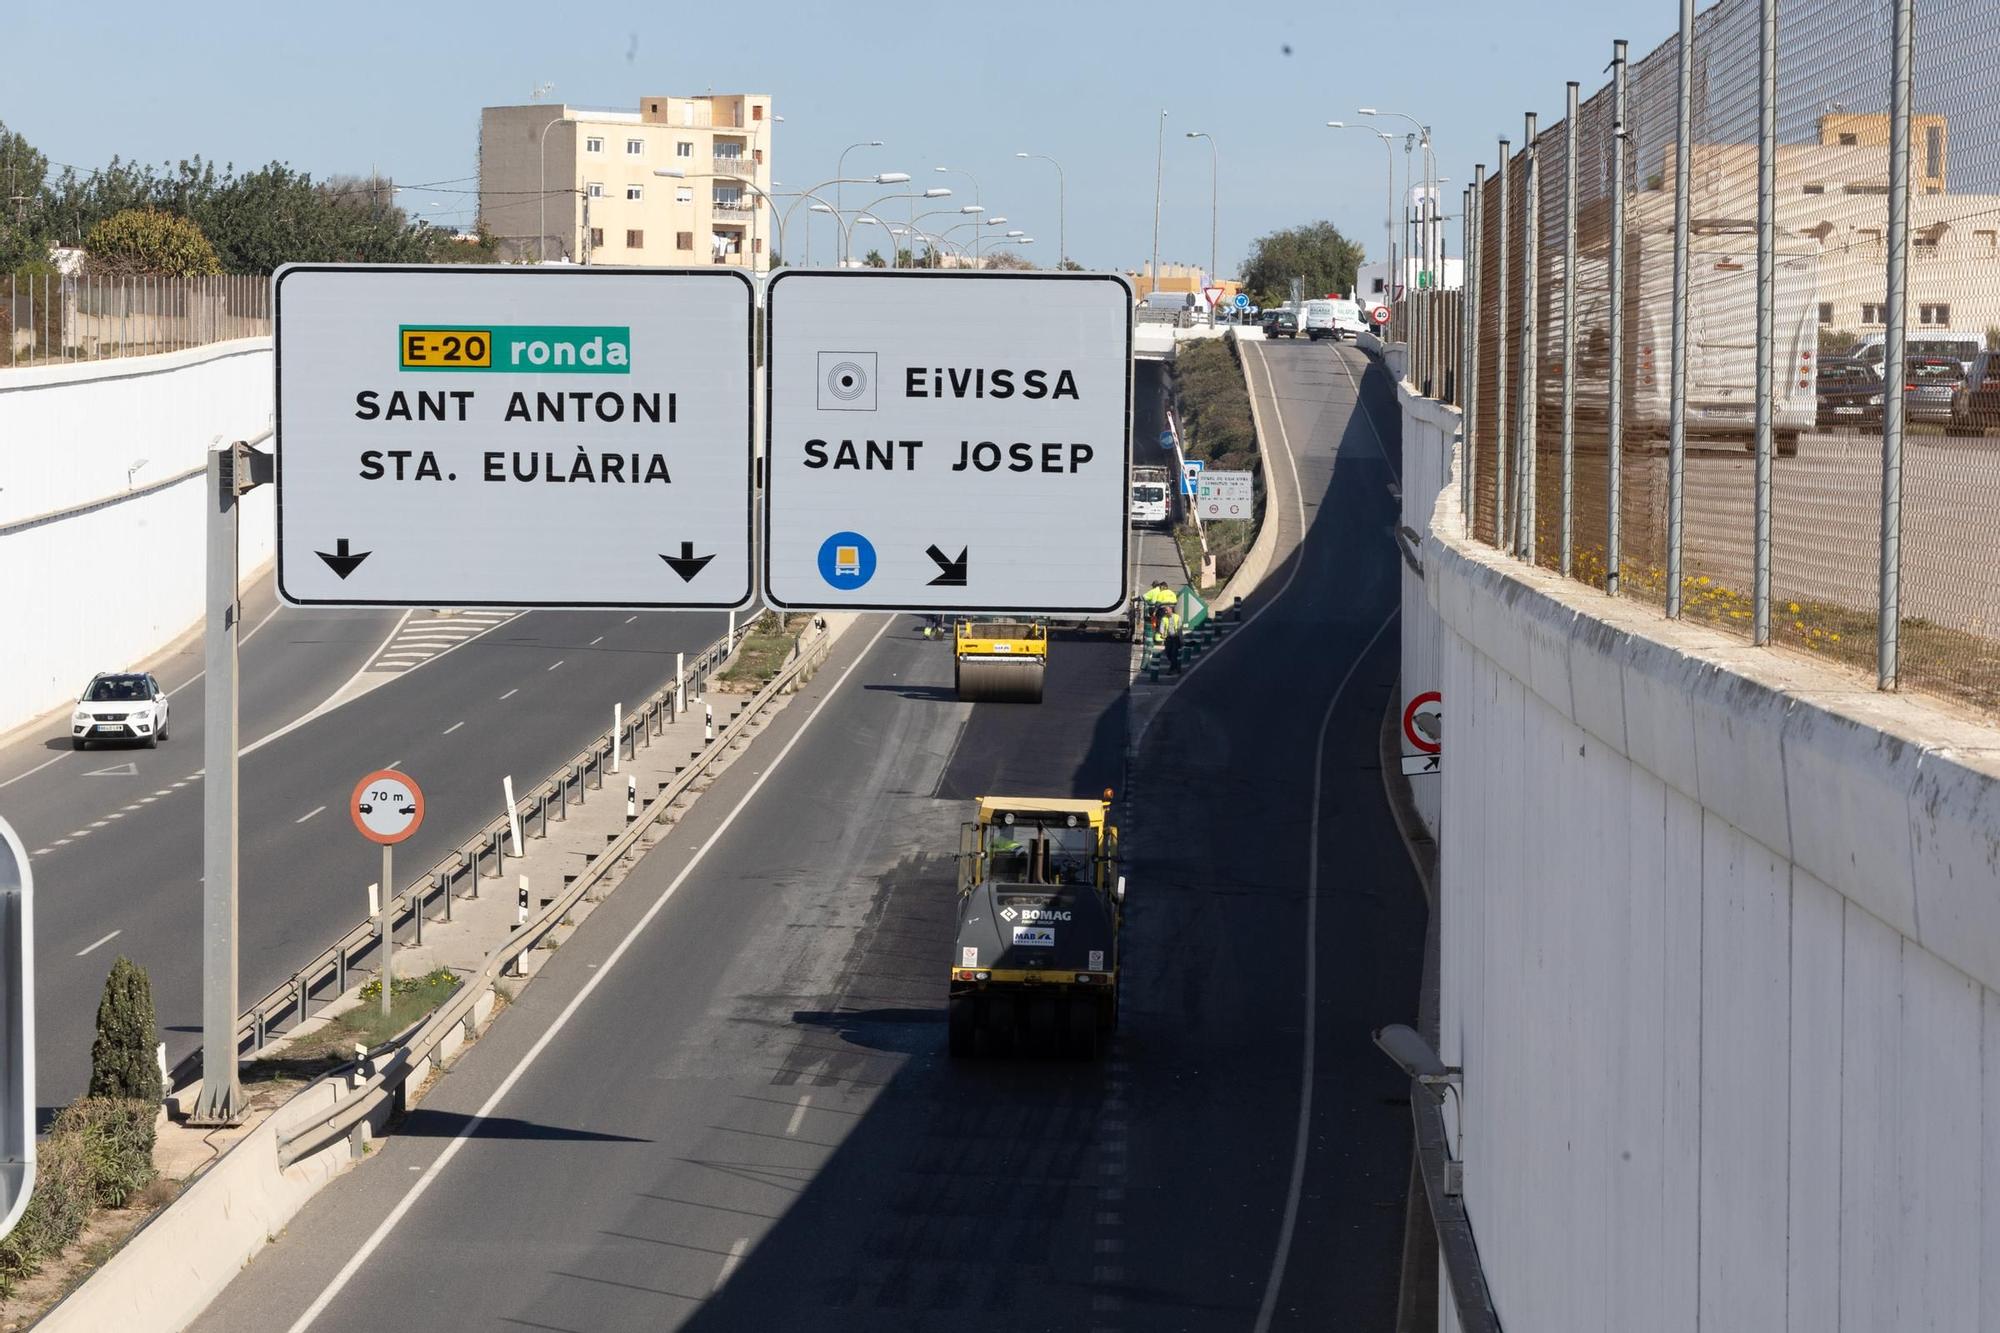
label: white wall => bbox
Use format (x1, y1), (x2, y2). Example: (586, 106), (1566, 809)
(0, 341), (274, 733)
(1401, 380), (2000, 1332)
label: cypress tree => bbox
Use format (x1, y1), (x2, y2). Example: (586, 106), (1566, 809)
(88, 956), (161, 1104)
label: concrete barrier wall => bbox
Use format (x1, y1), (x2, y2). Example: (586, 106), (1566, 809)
(0, 341), (273, 734)
(1400, 381), (2000, 1333)
(1397, 389), (1455, 838)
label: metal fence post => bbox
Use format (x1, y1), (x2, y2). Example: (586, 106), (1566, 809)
(1495, 139), (1512, 547)
(1466, 166), (1485, 535)
(1668, 3), (1695, 617)
(1517, 113), (1540, 562)
(1880, 0), (1914, 687)
(1752, 0), (1776, 643)
(1562, 83), (1581, 578)
(1607, 41), (1629, 596)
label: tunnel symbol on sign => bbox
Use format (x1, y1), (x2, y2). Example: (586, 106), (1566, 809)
(818, 352), (877, 410)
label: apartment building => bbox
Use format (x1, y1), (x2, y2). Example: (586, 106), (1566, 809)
(479, 94), (775, 269)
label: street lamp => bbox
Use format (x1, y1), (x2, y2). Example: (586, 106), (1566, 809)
(849, 186), (951, 266)
(777, 174), (911, 265)
(1361, 109), (1439, 290)
(933, 166), (983, 259)
(1330, 122), (1398, 307)
(1186, 131), (1218, 324)
(1015, 151), (1068, 268)
(834, 139), (883, 236)
(912, 204), (983, 267)
(538, 113), (576, 263)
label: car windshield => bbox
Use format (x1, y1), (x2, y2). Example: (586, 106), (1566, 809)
(1133, 484), (1165, 502)
(1910, 360), (1962, 383)
(85, 677), (148, 702)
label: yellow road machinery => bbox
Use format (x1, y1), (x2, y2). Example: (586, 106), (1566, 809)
(949, 794), (1123, 1058)
(953, 619), (1047, 703)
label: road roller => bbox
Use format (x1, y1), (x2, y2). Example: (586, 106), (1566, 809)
(953, 619), (1048, 703)
(948, 794), (1123, 1058)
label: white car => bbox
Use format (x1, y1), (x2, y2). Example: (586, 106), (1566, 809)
(71, 673), (170, 750)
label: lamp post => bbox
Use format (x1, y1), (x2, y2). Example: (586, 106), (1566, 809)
(1186, 131), (1218, 324)
(777, 174), (911, 265)
(933, 167), (983, 260)
(1362, 109), (1438, 289)
(1329, 122), (1398, 307)
(834, 140), (883, 246)
(1015, 151), (1067, 268)
(850, 187), (951, 266)
(654, 170), (787, 267)
(1150, 109), (1167, 296)
(537, 113), (577, 263)
(917, 205), (984, 267)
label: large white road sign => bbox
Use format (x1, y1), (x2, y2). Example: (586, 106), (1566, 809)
(274, 265), (755, 609)
(763, 271), (1133, 613)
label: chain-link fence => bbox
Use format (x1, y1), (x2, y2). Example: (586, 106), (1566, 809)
(1408, 0), (1999, 719)
(2, 274), (270, 368)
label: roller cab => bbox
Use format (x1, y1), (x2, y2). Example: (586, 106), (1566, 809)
(953, 619), (1048, 704)
(949, 796), (1123, 1057)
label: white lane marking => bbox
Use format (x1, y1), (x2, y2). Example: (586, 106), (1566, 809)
(51, 839), (70, 847)
(442, 721), (465, 735)
(281, 616), (893, 1333)
(88, 820), (109, 829)
(76, 930), (122, 958)
(296, 805), (326, 825)
(624, 615), (637, 624)
(1333, 344), (1403, 481)
(589, 636), (604, 646)
(785, 1095), (813, 1137)
(1252, 605), (1400, 1333)
(121, 804), (141, 812)
(30, 849), (48, 857)
(67, 830), (90, 839)
(0, 753), (68, 792)
(138, 796), (157, 804)
(499, 689), (518, 701)
(104, 812), (123, 821)
(1134, 341), (1312, 748)
(235, 600), (285, 649)
(713, 1237), (749, 1292)
(547, 660), (564, 671)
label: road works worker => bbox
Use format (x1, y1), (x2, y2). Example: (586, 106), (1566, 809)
(1162, 607), (1184, 672)
(1143, 583), (1175, 638)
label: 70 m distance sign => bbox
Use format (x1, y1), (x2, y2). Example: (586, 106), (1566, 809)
(274, 265), (756, 610)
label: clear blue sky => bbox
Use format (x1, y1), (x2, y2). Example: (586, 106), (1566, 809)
(4, 0), (1690, 275)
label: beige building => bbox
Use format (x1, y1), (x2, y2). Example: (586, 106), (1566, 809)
(479, 95), (775, 269)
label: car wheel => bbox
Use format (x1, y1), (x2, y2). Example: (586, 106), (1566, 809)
(144, 730), (159, 749)
(72, 737), (87, 751)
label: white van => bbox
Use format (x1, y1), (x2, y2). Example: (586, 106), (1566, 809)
(1302, 299), (1338, 340)
(1330, 298), (1367, 338)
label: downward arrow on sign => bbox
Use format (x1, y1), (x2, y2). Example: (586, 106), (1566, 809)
(660, 541), (716, 582)
(316, 538), (371, 580)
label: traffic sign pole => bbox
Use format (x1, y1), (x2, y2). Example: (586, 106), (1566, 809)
(350, 769), (426, 1015)
(195, 445), (244, 1125)
(378, 844), (393, 1015)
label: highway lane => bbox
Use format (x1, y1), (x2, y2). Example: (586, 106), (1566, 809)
(12, 594), (726, 1109)
(190, 336), (1425, 1332)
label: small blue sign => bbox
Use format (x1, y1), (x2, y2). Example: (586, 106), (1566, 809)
(1181, 458), (1205, 497)
(816, 531), (877, 590)
(1233, 293), (1249, 309)
(1158, 429), (1174, 450)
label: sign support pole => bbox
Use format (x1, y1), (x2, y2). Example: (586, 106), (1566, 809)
(379, 844), (393, 1016)
(194, 446), (243, 1124)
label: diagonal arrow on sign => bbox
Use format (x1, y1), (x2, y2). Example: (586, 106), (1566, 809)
(659, 541), (717, 583)
(316, 538), (370, 580)
(925, 544), (968, 588)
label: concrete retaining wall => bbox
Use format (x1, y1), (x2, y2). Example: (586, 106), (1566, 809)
(0, 340), (273, 734)
(1399, 380), (2000, 1332)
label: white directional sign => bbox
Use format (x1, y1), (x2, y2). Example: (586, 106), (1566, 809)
(762, 271), (1133, 613)
(1194, 469), (1254, 520)
(274, 265), (755, 609)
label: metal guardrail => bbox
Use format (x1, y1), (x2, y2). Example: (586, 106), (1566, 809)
(166, 622), (750, 1095)
(273, 618), (826, 1167)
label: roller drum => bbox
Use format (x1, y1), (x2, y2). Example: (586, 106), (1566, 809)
(954, 656), (1046, 703)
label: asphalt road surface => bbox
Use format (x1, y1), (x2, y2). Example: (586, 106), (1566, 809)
(0, 575), (729, 1110)
(190, 338), (1425, 1333)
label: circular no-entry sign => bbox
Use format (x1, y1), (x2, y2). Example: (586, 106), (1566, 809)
(351, 769), (425, 845)
(1402, 692), (1442, 754)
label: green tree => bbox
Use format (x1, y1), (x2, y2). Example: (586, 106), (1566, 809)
(0, 121), (54, 271)
(863, 248), (887, 268)
(88, 957), (161, 1105)
(1820, 327), (1860, 357)
(1239, 221), (1364, 308)
(84, 208), (221, 276)
(981, 249), (1036, 271)
(1059, 258), (1085, 272)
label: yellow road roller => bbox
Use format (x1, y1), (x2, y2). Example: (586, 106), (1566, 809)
(954, 619), (1047, 703)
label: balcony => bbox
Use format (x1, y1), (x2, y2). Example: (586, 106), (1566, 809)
(712, 156), (755, 178)
(711, 200), (755, 220)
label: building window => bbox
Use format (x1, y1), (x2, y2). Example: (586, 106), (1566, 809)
(1371, 276), (1385, 294)
(1801, 183), (1824, 195)
(1920, 303), (1951, 326)
(1858, 227), (1883, 249)
(753, 237), (763, 254)
(675, 187), (692, 203)
(1862, 303), (1886, 325)
(1818, 302), (1834, 327)
(589, 228), (604, 249)
(585, 136), (603, 154)
(648, 102), (660, 115)
(676, 141), (693, 158)
(627, 138), (644, 156)
(586, 182), (604, 198)
(626, 229), (644, 249)
(626, 185), (644, 201)
(1838, 132), (1859, 146)
(677, 231), (694, 251)
(1926, 125), (1943, 179)
(1976, 229), (1998, 252)
(752, 104), (764, 121)
(1844, 183), (1889, 195)
(753, 148), (764, 165)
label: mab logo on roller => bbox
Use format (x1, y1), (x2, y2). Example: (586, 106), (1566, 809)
(398, 324), (632, 374)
